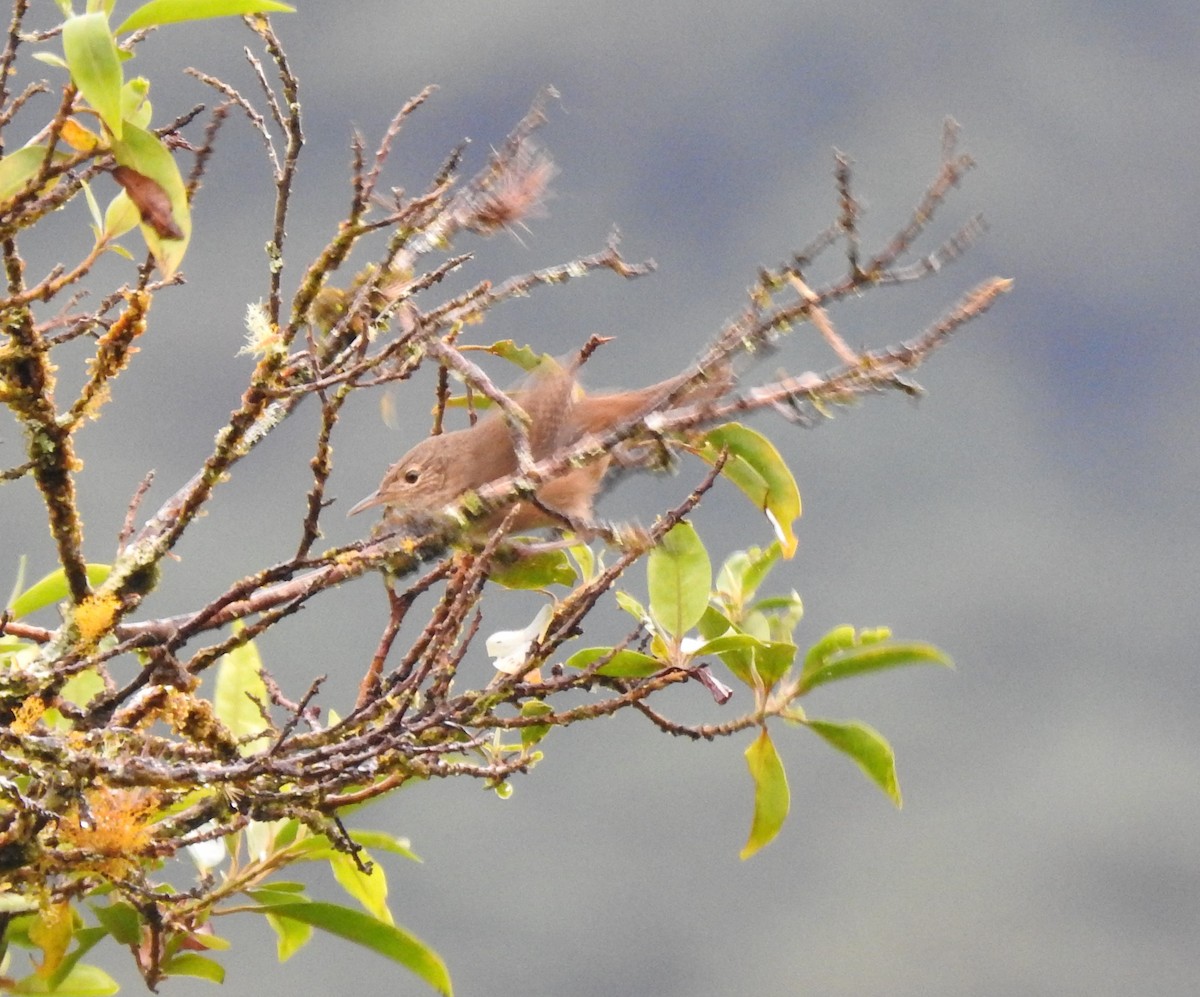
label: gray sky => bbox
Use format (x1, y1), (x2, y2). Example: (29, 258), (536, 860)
(4, 1), (1198, 994)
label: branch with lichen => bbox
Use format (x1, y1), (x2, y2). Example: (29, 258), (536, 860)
(0, 11), (1007, 984)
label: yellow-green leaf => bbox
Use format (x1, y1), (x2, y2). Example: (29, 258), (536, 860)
(331, 849), (393, 925)
(647, 521), (711, 639)
(120, 77), (152, 129)
(490, 548), (577, 589)
(63, 12), (124, 140)
(213, 627), (269, 749)
(117, 0), (295, 35)
(265, 910), (313, 961)
(563, 646), (661, 678)
(345, 830), (419, 861)
(699, 423), (801, 558)
(740, 728), (790, 859)
(0, 146), (52, 206)
(89, 901), (140, 945)
(110, 123), (191, 275)
(17, 961), (119, 996)
(520, 699), (554, 749)
(103, 188), (141, 239)
(262, 902), (451, 996)
(158, 953), (225, 983)
(806, 718), (901, 806)
(8, 564), (111, 618)
(798, 637), (953, 695)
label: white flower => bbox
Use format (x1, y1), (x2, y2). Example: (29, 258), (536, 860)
(186, 825), (227, 873)
(486, 604), (555, 674)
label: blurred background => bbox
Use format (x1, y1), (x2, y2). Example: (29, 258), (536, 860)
(4, 1), (1198, 994)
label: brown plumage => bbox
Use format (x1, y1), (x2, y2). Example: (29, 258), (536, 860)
(348, 361), (728, 534)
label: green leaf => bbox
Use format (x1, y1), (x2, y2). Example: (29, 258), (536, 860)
(562, 646), (662, 678)
(348, 830), (419, 862)
(44, 927), (108, 994)
(699, 424), (802, 558)
(62, 12), (124, 140)
(806, 718), (901, 806)
(11, 962), (119, 995)
(213, 625), (269, 749)
(245, 885), (309, 907)
(265, 910), (312, 961)
(799, 627), (952, 694)
(159, 952), (225, 983)
(520, 699), (554, 749)
(614, 589), (648, 624)
(59, 668), (105, 713)
(261, 902), (451, 996)
(489, 548), (577, 589)
(693, 632), (795, 691)
(647, 521), (711, 639)
(117, 0), (295, 35)
(566, 541), (596, 582)
(331, 849), (393, 924)
(120, 77), (152, 129)
(714, 542), (782, 615)
(81, 178), (104, 233)
(740, 728), (789, 859)
(89, 902), (140, 945)
(32, 51), (70, 69)
(8, 564), (111, 618)
(697, 604), (733, 641)
(102, 188), (141, 239)
(468, 339), (547, 371)
(0, 146), (52, 206)
(109, 123), (191, 275)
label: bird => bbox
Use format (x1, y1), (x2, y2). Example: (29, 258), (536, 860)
(348, 358), (729, 536)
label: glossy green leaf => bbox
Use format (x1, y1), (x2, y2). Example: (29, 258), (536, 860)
(490, 548), (577, 589)
(8, 564), (111, 618)
(109, 123), (191, 275)
(740, 728), (790, 859)
(563, 646), (662, 678)
(647, 521), (711, 639)
(159, 952), (225, 983)
(807, 718), (901, 806)
(62, 13), (124, 140)
(262, 902), (451, 996)
(699, 423), (801, 558)
(799, 637), (952, 694)
(213, 625), (269, 749)
(117, 0), (295, 34)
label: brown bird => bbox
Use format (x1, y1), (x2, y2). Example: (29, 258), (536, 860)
(348, 360), (729, 535)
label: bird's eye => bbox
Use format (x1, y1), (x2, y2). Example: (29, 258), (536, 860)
(403, 469), (420, 485)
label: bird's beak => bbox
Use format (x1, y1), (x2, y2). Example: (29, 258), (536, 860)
(347, 491), (381, 517)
